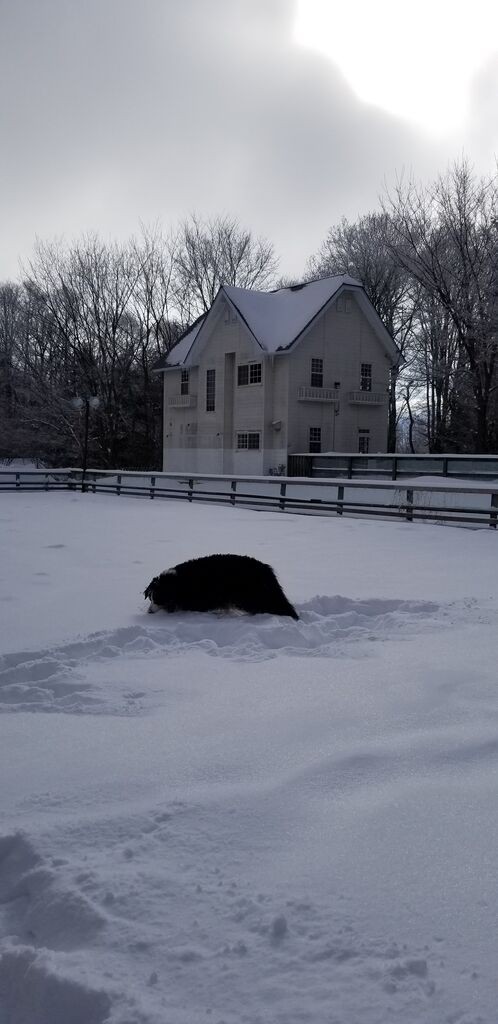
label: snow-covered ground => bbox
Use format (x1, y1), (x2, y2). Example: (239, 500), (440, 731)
(1, 491), (497, 1024)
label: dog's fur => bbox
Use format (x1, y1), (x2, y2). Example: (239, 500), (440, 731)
(144, 554), (299, 620)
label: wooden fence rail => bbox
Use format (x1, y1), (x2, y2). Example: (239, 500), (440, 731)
(1, 468), (498, 528)
(288, 452), (498, 480)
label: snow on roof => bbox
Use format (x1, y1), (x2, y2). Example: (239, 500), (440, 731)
(155, 275), (375, 370)
(155, 315), (206, 369)
(223, 275), (361, 353)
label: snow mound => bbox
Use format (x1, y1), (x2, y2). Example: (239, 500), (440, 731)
(0, 947), (111, 1024)
(0, 833), (107, 950)
(0, 595), (450, 714)
(0, 834), (111, 1024)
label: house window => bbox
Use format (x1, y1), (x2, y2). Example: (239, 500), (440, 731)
(206, 368), (216, 411)
(337, 295), (352, 314)
(180, 370), (189, 395)
(237, 431), (260, 450)
(309, 427), (321, 453)
(360, 363), (372, 391)
(358, 429), (370, 454)
(310, 358), (323, 388)
(237, 362), (262, 386)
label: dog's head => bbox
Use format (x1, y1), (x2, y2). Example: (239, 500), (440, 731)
(144, 569), (177, 612)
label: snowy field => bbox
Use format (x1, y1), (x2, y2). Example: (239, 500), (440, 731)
(1, 492), (498, 1024)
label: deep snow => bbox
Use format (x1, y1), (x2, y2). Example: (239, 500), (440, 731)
(0, 492), (497, 1024)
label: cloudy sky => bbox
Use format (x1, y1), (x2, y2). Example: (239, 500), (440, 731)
(1, 0), (497, 282)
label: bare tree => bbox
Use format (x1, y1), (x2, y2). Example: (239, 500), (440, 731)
(174, 214), (278, 320)
(24, 235), (144, 465)
(385, 160), (498, 452)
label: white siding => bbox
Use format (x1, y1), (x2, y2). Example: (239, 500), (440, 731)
(162, 291), (392, 472)
(286, 292), (390, 454)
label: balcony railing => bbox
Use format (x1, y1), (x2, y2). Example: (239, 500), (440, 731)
(168, 394), (197, 408)
(348, 390), (387, 405)
(297, 386), (340, 402)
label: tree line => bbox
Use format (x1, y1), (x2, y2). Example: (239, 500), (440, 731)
(1, 160), (497, 467)
(0, 217), (277, 468)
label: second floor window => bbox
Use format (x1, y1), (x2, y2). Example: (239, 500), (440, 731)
(310, 358), (323, 388)
(206, 368), (216, 411)
(237, 362), (262, 386)
(309, 427), (321, 453)
(360, 363), (372, 391)
(180, 370), (189, 395)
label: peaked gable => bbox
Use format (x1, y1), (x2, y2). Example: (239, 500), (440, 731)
(155, 275), (399, 370)
(223, 276), (360, 352)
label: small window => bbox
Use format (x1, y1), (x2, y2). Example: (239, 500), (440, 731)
(310, 358), (323, 388)
(309, 427), (321, 453)
(206, 368), (216, 411)
(337, 294), (352, 314)
(237, 431), (260, 450)
(180, 369), (189, 395)
(237, 362), (262, 386)
(358, 429), (370, 454)
(334, 381), (341, 390)
(360, 363), (372, 391)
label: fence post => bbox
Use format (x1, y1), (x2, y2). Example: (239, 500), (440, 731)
(15, 473), (20, 490)
(391, 458), (397, 481)
(230, 480), (237, 506)
(348, 456), (353, 479)
(187, 478), (194, 503)
(337, 484), (344, 515)
(490, 493), (498, 529)
(45, 473), (49, 491)
(406, 488), (413, 522)
(150, 475), (156, 499)
(279, 481), (287, 511)
(117, 474), (122, 496)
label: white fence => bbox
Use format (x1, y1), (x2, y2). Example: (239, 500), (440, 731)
(1, 467), (498, 528)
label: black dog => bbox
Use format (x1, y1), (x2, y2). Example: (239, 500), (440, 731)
(144, 554), (299, 620)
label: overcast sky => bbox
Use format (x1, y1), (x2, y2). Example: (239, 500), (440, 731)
(1, 0), (497, 282)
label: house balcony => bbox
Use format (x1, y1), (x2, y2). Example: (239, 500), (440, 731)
(297, 386), (340, 402)
(348, 390), (387, 405)
(168, 394), (197, 408)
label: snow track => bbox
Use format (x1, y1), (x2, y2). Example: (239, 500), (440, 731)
(0, 815), (447, 1024)
(0, 594), (463, 713)
(1, 493), (498, 1023)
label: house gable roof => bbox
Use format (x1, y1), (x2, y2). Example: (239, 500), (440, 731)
(155, 275), (399, 370)
(153, 314), (206, 371)
(223, 275), (360, 353)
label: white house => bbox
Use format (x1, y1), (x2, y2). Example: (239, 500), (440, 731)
(155, 275), (399, 475)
